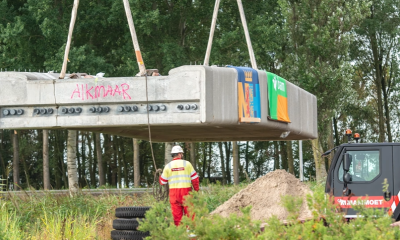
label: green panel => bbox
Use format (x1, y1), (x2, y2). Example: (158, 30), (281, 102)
(267, 72), (288, 120)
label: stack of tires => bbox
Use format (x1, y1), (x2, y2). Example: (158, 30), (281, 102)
(111, 207), (151, 240)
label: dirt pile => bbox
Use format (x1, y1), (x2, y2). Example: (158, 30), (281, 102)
(211, 170), (313, 221)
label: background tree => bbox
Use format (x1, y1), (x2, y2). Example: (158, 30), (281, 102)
(67, 130), (78, 195)
(279, 0), (371, 181)
(350, 0), (400, 142)
(12, 130), (19, 190)
(43, 130), (50, 190)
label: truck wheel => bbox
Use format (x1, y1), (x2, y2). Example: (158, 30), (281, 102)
(113, 218), (141, 230)
(115, 207), (151, 218)
(111, 230), (150, 240)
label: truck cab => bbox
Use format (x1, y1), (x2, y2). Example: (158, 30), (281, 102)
(325, 142), (400, 220)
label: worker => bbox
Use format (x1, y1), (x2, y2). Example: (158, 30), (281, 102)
(159, 145), (199, 226)
(352, 153), (366, 181)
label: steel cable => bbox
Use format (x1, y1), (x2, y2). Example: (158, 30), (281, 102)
(144, 73), (169, 202)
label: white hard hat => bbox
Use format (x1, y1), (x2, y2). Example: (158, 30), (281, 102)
(171, 145), (184, 154)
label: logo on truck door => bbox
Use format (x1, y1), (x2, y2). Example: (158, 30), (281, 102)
(335, 196), (391, 208)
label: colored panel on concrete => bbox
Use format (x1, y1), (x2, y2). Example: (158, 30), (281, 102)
(229, 66), (261, 123)
(267, 72), (291, 123)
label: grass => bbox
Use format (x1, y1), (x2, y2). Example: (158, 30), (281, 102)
(0, 190), (158, 239)
(0, 202), (25, 240)
(0, 183), (241, 239)
(200, 182), (247, 212)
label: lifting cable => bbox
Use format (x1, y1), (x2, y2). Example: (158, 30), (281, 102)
(144, 73), (169, 202)
(122, 0), (168, 201)
(60, 0), (168, 200)
(204, 0), (258, 70)
(59, 0), (79, 79)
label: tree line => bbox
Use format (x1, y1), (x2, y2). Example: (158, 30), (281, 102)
(1, 0), (399, 188)
(0, 129), (316, 190)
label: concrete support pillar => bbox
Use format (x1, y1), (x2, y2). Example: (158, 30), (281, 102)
(232, 141), (239, 185)
(133, 138), (140, 187)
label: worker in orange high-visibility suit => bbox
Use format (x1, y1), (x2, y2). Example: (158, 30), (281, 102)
(159, 145), (199, 226)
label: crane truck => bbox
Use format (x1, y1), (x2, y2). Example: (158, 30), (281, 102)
(324, 129), (400, 220)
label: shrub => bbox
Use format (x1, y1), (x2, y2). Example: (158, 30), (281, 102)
(140, 183), (400, 239)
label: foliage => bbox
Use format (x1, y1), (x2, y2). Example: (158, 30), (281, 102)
(141, 183), (400, 239)
(0, 182), (399, 239)
(349, 0), (400, 142)
(139, 183), (261, 240)
(278, 0), (371, 180)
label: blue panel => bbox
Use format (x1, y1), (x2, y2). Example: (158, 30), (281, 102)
(228, 66), (261, 121)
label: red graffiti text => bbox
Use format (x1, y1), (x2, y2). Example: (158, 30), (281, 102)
(70, 83), (131, 100)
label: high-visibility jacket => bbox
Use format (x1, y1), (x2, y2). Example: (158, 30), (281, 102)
(159, 158), (199, 190)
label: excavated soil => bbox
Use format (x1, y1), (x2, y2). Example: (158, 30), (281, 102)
(211, 170), (313, 221)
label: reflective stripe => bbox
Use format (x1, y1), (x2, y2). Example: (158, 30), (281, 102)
(183, 160), (186, 167)
(160, 180), (168, 184)
(169, 180), (192, 184)
(161, 174), (169, 180)
(167, 162), (172, 169)
(169, 174), (191, 179)
(190, 170), (196, 176)
(191, 175), (199, 180)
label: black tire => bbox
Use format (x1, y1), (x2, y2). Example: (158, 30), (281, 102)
(111, 230), (150, 240)
(115, 207), (151, 218)
(113, 218), (141, 230)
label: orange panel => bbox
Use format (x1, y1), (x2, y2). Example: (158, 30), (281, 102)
(277, 95), (291, 123)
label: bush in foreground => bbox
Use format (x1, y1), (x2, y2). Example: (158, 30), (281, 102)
(140, 184), (400, 239)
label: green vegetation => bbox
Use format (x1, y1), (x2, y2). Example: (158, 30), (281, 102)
(0, 183), (243, 239)
(0, 183), (399, 239)
(0, 191), (156, 239)
(141, 183), (400, 239)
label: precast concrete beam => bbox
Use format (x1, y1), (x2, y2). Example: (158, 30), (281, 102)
(0, 66), (317, 142)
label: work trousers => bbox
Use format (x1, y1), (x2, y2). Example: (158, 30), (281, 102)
(169, 187), (192, 226)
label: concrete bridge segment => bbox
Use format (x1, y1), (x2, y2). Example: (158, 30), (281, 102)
(0, 66), (317, 142)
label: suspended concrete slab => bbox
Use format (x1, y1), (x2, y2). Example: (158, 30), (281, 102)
(0, 66), (317, 142)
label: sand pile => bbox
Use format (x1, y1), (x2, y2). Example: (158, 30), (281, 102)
(211, 170), (313, 221)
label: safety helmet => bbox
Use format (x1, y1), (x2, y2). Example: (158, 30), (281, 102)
(171, 145), (184, 154)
